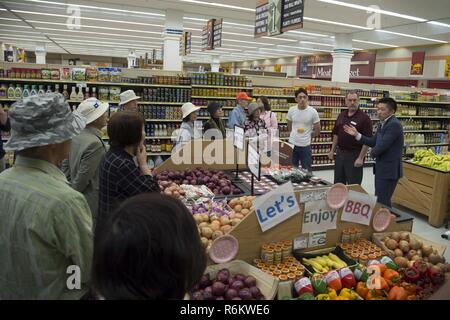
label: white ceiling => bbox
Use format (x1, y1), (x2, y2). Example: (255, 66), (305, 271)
(0, 0), (449, 63)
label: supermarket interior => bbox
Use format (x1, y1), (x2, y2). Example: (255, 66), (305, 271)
(0, 0), (450, 303)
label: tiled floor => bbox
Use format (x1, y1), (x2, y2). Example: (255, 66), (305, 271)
(314, 167), (450, 262)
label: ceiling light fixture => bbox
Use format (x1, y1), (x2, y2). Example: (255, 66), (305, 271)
(317, 0), (427, 22)
(23, 0), (165, 17)
(376, 29), (447, 43)
(288, 30), (330, 37)
(178, 0), (255, 12)
(11, 10), (165, 28)
(26, 20), (163, 35)
(352, 39), (398, 48)
(427, 21), (450, 28)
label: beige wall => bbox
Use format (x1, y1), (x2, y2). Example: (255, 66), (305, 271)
(234, 44), (450, 79)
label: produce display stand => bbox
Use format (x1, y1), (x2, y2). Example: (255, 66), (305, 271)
(228, 185), (413, 264)
(392, 161), (450, 227)
(155, 140), (414, 264)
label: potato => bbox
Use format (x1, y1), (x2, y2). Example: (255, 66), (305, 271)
(220, 225), (232, 233)
(212, 230), (224, 240)
(241, 209), (250, 216)
(234, 205), (242, 213)
(201, 237), (209, 248)
(201, 227), (213, 239)
(229, 198), (238, 207)
(198, 222), (209, 229)
(201, 214), (210, 222)
(235, 213), (244, 219)
(210, 223), (220, 231)
(242, 201), (251, 209)
(219, 216), (230, 226)
(193, 214), (204, 225)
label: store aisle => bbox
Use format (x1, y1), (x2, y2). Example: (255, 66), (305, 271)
(315, 167), (450, 262)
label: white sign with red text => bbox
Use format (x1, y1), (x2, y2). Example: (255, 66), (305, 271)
(341, 191), (377, 226)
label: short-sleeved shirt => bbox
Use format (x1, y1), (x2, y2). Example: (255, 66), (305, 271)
(0, 156), (93, 299)
(287, 106), (320, 147)
(332, 108), (373, 151)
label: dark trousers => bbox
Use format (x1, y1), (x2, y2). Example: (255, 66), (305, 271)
(334, 149), (363, 185)
(292, 145), (312, 172)
(375, 176), (399, 208)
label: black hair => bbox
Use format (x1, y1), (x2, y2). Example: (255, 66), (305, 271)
(378, 97), (397, 113)
(258, 96), (271, 111)
(92, 193), (207, 300)
(108, 111), (144, 148)
(294, 88), (308, 98)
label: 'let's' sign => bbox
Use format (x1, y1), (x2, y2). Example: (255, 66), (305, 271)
(341, 190), (377, 226)
(254, 182), (300, 232)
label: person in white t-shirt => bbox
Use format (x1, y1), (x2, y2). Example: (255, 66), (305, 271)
(287, 88), (321, 172)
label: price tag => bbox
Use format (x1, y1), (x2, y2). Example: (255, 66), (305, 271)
(247, 142), (261, 180)
(308, 232), (327, 248)
(234, 125), (244, 150)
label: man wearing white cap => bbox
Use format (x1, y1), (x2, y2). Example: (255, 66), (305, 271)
(62, 98), (109, 221)
(173, 102), (201, 152)
(119, 89), (140, 112)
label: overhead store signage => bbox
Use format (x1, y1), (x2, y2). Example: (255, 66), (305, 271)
(297, 52), (377, 78)
(213, 19), (223, 49)
(255, 0), (304, 37)
(341, 191), (377, 226)
(302, 200), (337, 234)
(254, 181), (300, 232)
(202, 18), (223, 51)
(410, 51), (425, 76)
(179, 32), (191, 56)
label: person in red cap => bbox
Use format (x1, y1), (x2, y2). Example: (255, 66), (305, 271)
(227, 92), (252, 130)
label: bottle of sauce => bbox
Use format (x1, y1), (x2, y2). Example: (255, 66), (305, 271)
(22, 85), (30, 98)
(77, 87), (84, 101)
(38, 85), (45, 96)
(7, 84), (15, 99)
(70, 86), (77, 101)
(15, 85), (23, 99)
(30, 85), (38, 96)
(46, 85), (52, 94)
(62, 85), (69, 99)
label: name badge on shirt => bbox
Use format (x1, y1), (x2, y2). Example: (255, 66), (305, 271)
(350, 121), (357, 126)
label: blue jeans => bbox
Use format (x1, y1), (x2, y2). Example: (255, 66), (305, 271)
(292, 145), (312, 172)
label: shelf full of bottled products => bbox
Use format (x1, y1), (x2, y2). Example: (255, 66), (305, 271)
(0, 67), (448, 163)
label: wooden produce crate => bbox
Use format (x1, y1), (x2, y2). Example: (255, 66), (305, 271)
(372, 231), (447, 258)
(392, 161), (450, 227)
(205, 260), (279, 300)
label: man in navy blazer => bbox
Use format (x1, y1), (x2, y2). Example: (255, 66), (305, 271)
(344, 97), (404, 207)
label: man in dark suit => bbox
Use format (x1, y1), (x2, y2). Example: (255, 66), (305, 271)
(344, 97), (404, 207)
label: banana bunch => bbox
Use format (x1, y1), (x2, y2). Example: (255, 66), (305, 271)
(303, 253), (348, 273)
(413, 149), (450, 172)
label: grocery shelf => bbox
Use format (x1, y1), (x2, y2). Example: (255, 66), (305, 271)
(0, 98), (17, 101)
(145, 136), (173, 139)
(403, 130), (448, 133)
(408, 142), (449, 147)
(312, 153), (331, 156)
(396, 100), (450, 105)
(0, 78), (191, 88)
(396, 115), (450, 119)
(147, 152), (172, 156)
(191, 96), (237, 100)
(146, 119), (182, 122)
(192, 85), (253, 90)
(139, 102), (185, 105)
